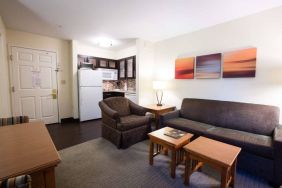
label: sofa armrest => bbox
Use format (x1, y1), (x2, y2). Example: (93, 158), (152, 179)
(274, 125), (282, 142)
(160, 110), (180, 125)
(129, 101), (147, 116)
(99, 101), (119, 119)
(273, 125), (282, 185)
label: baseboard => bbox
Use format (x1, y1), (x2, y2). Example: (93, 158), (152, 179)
(60, 117), (79, 123)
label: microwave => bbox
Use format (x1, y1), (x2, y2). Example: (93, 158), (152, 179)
(98, 68), (118, 80)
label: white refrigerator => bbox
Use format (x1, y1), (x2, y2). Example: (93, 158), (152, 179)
(78, 69), (103, 121)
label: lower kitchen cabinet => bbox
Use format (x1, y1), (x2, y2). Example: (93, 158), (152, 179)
(125, 93), (137, 103)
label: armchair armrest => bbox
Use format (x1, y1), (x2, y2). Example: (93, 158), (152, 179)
(99, 101), (119, 119)
(273, 125), (282, 185)
(129, 101), (147, 116)
(160, 110), (180, 125)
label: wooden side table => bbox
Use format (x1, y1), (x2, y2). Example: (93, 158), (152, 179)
(148, 127), (193, 178)
(183, 137), (241, 188)
(145, 104), (176, 129)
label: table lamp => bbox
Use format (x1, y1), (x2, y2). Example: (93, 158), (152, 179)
(153, 81), (166, 106)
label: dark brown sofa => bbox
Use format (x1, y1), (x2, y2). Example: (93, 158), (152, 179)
(99, 97), (151, 149)
(160, 98), (282, 186)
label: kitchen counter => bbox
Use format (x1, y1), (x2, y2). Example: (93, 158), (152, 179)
(103, 90), (137, 103)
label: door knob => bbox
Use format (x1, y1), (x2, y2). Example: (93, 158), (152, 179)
(51, 93), (57, 99)
(51, 89), (57, 99)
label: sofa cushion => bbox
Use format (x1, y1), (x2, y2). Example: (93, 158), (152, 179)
(163, 118), (215, 136)
(180, 98), (279, 136)
(104, 97), (131, 117)
(117, 115), (150, 131)
(205, 127), (273, 159)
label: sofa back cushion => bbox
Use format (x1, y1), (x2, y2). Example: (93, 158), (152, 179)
(104, 97), (131, 117)
(180, 98), (279, 136)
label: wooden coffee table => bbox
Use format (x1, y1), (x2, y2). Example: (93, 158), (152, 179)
(148, 127), (193, 178)
(183, 137), (241, 188)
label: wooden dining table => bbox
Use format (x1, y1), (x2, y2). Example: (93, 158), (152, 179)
(0, 121), (61, 188)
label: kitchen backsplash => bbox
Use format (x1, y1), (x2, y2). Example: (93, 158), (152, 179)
(103, 79), (136, 91)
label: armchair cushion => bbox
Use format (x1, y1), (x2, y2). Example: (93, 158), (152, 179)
(117, 115), (150, 131)
(104, 97), (131, 117)
(0, 116), (29, 126)
(0, 175), (31, 188)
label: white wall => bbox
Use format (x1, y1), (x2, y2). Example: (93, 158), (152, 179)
(154, 6), (282, 120)
(116, 46), (136, 60)
(136, 39), (155, 105)
(0, 16), (11, 117)
(6, 29), (72, 119)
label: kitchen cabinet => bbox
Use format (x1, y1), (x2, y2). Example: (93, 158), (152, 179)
(126, 56), (136, 79)
(89, 58), (98, 68)
(108, 60), (117, 69)
(125, 92), (137, 103)
(99, 59), (108, 68)
(78, 55), (98, 69)
(118, 59), (126, 79)
(118, 56), (136, 80)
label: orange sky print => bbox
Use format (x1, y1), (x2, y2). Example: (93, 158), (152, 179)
(223, 48), (256, 78)
(175, 57), (195, 79)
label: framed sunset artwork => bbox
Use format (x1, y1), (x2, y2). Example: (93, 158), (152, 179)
(196, 53), (221, 79)
(223, 48), (257, 78)
(175, 57), (195, 79)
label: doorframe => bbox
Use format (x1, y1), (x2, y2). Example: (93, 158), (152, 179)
(7, 43), (61, 123)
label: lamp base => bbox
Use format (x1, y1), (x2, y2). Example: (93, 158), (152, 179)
(157, 103), (163, 106)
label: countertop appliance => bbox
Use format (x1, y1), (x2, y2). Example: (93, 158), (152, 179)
(78, 69), (103, 121)
(99, 68), (118, 80)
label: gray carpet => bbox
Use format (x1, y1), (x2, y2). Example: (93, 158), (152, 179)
(56, 138), (272, 188)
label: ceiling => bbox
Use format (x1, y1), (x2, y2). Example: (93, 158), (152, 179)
(0, 0), (282, 50)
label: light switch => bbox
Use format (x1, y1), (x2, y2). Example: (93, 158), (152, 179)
(61, 80), (66, 84)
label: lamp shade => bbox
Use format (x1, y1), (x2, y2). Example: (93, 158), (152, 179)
(153, 81), (166, 90)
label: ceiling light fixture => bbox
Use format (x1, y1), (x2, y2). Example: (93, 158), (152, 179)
(92, 37), (113, 48)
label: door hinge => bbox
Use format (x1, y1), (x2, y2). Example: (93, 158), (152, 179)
(9, 55), (13, 61)
(11, 86), (15, 93)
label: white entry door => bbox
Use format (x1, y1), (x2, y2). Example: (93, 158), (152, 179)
(10, 47), (59, 124)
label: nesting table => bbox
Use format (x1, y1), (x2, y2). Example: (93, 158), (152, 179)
(184, 136), (241, 188)
(148, 127), (193, 178)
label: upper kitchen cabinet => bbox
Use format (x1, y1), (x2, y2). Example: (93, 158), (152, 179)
(108, 60), (117, 69)
(98, 58), (108, 68)
(126, 56), (136, 79)
(78, 55), (97, 69)
(89, 57), (98, 68)
(118, 59), (126, 79)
